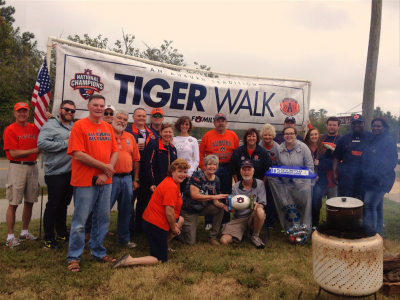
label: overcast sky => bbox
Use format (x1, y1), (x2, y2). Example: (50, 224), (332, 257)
(7, 0), (400, 117)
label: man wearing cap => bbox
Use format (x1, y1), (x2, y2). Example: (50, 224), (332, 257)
(125, 108), (154, 233)
(38, 100), (75, 249)
(273, 117), (304, 144)
(199, 113), (240, 228)
(332, 114), (373, 198)
(149, 108), (164, 139)
(3, 102), (41, 247)
(220, 160), (266, 249)
(103, 105), (115, 124)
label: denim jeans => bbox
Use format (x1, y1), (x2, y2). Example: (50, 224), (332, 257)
(43, 173), (73, 241)
(312, 182), (325, 227)
(67, 184), (111, 262)
(205, 165), (232, 225)
(110, 175), (133, 244)
(363, 190), (385, 235)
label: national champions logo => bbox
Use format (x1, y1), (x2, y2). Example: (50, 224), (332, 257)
(280, 98), (300, 117)
(70, 69), (104, 100)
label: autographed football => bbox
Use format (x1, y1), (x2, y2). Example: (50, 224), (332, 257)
(231, 195), (251, 210)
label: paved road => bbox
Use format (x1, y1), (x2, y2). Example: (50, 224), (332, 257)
(0, 159), (46, 187)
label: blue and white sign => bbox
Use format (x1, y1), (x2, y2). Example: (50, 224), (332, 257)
(54, 44), (311, 130)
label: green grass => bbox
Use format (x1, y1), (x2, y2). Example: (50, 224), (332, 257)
(0, 186), (48, 199)
(1, 205), (400, 299)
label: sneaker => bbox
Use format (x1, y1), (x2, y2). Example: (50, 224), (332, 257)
(19, 232), (38, 241)
(205, 224), (212, 231)
(6, 237), (20, 248)
(56, 235), (69, 243)
(209, 237), (220, 246)
(251, 236), (265, 249)
(43, 240), (61, 250)
(117, 241), (137, 248)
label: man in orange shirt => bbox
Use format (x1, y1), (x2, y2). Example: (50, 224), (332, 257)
(109, 109), (140, 248)
(67, 94), (119, 272)
(3, 102), (41, 248)
(199, 113), (240, 228)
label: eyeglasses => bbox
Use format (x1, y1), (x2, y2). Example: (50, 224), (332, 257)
(152, 114), (163, 118)
(116, 138), (121, 150)
(62, 108), (76, 114)
(284, 133), (295, 136)
(104, 112), (114, 116)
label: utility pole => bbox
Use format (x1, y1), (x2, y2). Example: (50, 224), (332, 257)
(362, 0), (382, 130)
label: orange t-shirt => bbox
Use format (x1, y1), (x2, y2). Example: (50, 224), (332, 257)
(67, 118), (118, 187)
(114, 131), (140, 174)
(143, 176), (182, 231)
(199, 129), (240, 168)
(3, 122), (38, 161)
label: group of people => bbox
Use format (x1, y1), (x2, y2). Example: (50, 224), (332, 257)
(3, 95), (398, 272)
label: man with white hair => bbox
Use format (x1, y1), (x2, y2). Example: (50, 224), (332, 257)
(109, 109), (140, 248)
(220, 160), (266, 249)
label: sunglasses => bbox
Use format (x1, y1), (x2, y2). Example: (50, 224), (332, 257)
(152, 114), (163, 118)
(62, 108), (76, 114)
(104, 112), (114, 116)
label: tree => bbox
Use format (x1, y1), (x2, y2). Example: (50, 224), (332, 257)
(0, 0), (44, 156)
(362, 0), (382, 130)
(66, 32), (217, 76)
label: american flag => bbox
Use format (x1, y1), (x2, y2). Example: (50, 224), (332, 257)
(31, 58), (51, 132)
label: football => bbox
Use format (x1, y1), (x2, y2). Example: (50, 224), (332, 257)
(231, 195), (251, 210)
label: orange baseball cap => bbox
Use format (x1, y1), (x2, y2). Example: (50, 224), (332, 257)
(151, 108), (164, 116)
(14, 102), (29, 111)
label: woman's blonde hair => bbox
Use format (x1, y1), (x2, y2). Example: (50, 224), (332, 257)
(260, 123), (276, 138)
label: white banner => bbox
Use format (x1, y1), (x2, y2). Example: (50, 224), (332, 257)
(53, 44), (310, 130)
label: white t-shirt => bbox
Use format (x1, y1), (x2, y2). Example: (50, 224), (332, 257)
(173, 135), (199, 176)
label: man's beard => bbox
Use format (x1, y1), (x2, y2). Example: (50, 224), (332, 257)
(60, 112), (73, 123)
(242, 175), (253, 181)
(112, 122), (127, 132)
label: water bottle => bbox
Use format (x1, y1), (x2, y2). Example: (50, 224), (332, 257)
(249, 194), (254, 210)
(227, 195), (232, 211)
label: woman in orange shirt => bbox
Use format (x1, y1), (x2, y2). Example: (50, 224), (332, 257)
(112, 159), (190, 268)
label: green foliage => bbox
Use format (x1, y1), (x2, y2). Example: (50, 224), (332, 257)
(0, 1), (45, 156)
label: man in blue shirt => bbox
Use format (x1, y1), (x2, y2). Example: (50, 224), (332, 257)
(332, 114), (373, 198)
(38, 100), (75, 249)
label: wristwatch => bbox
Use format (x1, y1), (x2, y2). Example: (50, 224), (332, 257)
(134, 179), (140, 183)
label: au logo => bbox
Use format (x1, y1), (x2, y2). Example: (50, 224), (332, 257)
(280, 98), (300, 117)
(194, 116), (203, 123)
(70, 69), (104, 100)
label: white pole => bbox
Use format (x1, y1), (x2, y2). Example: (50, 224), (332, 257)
(48, 36), (312, 84)
(46, 37), (53, 74)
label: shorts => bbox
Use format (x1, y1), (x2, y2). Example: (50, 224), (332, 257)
(221, 213), (255, 243)
(6, 163), (39, 205)
(143, 219), (168, 263)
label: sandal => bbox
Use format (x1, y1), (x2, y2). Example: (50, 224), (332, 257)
(92, 254), (116, 263)
(68, 260), (80, 272)
(112, 253), (131, 269)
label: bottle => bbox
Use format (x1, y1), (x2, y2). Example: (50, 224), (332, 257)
(249, 194), (254, 210)
(227, 195), (232, 211)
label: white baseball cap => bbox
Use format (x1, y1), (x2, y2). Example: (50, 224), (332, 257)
(105, 104), (115, 111)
